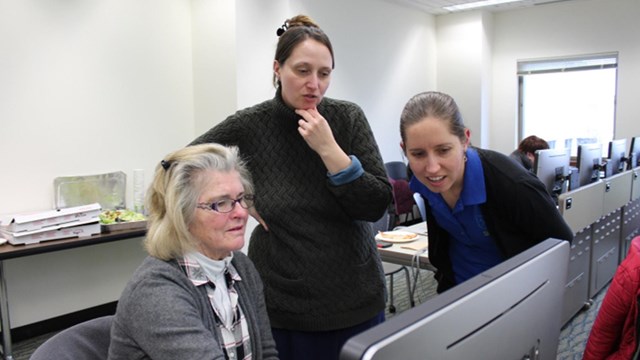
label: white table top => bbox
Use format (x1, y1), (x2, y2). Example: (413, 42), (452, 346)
(377, 222), (434, 271)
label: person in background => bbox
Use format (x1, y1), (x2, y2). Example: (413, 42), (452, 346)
(400, 91), (573, 293)
(190, 15), (392, 360)
(108, 144), (278, 360)
(509, 135), (550, 171)
(583, 235), (640, 360)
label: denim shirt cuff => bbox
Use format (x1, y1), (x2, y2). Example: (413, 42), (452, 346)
(328, 155), (364, 186)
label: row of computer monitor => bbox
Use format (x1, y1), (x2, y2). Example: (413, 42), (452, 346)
(533, 136), (640, 199)
(335, 137), (638, 360)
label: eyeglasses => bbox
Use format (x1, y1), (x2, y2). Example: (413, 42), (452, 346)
(196, 194), (255, 213)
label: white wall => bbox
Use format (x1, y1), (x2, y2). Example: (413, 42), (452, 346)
(436, 11), (493, 148)
(0, 0), (194, 213)
(292, 0), (437, 162)
(0, 0), (194, 327)
(4, 239), (147, 326)
(235, 0), (291, 109)
(434, 0), (640, 153)
(191, 0), (238, 136)
(226, 0), (437, 162)
(487, 0), (640, 153)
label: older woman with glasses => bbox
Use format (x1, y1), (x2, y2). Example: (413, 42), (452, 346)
(108, 144), (278, 360)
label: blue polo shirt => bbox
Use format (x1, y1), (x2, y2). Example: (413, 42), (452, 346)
(410, 148), (504, 285)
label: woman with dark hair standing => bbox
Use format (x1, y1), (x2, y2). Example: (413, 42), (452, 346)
(191, 15), (391, 360)
(400, 91), (573, 293)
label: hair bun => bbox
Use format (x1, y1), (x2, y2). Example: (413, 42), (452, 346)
(287, 15), (318, 29)
(276, 15), (318, 37)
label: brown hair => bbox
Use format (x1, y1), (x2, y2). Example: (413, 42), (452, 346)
(273, 15), (334, 87)
(400, 91), (467, 144)
(518, 135), (549, 154)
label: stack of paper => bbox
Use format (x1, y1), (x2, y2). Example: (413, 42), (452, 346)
(0, 203), (101, 245)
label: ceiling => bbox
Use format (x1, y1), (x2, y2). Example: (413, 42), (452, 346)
(385, 0), (584, 15)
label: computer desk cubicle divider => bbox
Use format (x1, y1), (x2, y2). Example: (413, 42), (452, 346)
(622, 168), (640, 260)
(557, 169), (638, 325)
(558, 180), (604, 326)
(632, 168), (640, 201)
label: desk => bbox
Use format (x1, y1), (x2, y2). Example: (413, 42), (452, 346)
(0, 228), (145, 360)
(377, 222), (435, 271)
(377, 222), (434, 309)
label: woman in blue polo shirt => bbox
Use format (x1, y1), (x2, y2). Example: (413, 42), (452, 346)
(400, 91), (573, 293)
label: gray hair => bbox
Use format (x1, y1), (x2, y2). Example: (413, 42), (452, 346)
(145, 143), (253, 260)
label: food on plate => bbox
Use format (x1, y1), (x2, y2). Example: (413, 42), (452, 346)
(378, 231), (418, 241)
(99, 209), (146, 224)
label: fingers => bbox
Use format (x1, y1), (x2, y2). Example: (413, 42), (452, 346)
(295, 108), (323, 131)
(295, 108), (336, 154)
(295, 108), (320, 122)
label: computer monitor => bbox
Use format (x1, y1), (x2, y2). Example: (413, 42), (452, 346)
(605, 138), (627, 177)
(627, 136), (640, 170)
(576, 143), (603, 188)
(533, 148), (571, 198)
(340, 238), (569, 360)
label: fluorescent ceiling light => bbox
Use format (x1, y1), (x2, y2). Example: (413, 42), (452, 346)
(444, 0), (526, 12)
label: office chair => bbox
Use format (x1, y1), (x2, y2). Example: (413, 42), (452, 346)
(372, 209), (415, 313)
(30, 315), (113, 360)
(384, 161), (409, 181)
(384, 161), (418, 225)
(389, 177), (418, 225)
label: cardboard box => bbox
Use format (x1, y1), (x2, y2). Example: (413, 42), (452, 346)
(0, 218), (101, 245)
(1, 203), (101, 233)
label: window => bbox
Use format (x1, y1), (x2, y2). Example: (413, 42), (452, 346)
(518, 53), (618, 156)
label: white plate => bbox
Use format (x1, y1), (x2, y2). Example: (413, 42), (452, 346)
(375, 230), (419, 243)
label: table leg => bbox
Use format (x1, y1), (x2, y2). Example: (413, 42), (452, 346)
(0, 261), (14, 360)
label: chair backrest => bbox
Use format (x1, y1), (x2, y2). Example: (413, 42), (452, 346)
(30, 315), (113, 360)
(413, 192), (427, 221)
(384, 161), (409, 180)
(371, 208), (393, 233)
(390, 178), (415, 215)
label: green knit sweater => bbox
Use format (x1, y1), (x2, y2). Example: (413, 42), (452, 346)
(191, 90), (392, 331)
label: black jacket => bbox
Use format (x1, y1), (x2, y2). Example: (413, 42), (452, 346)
(419, 147), (573, 293)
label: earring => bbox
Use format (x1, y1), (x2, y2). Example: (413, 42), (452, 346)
(464, 155), (468, 162)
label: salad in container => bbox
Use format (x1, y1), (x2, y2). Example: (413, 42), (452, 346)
(99, 209), (147, 233)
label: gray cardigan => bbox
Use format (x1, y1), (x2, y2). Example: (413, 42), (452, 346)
(108, 252), (278, 360)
